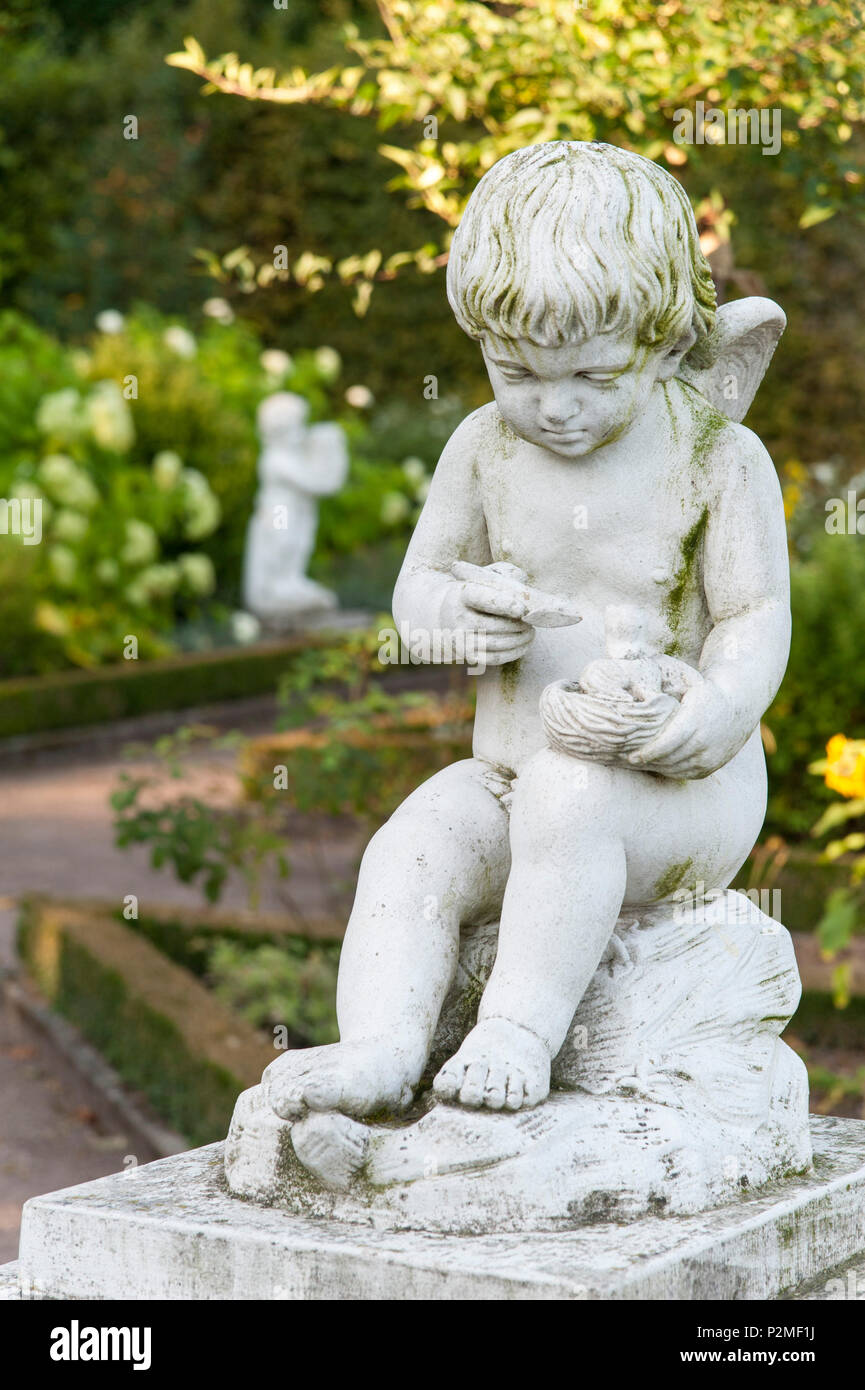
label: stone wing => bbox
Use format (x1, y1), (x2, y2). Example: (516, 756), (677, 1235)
(677, 296), (786, 424)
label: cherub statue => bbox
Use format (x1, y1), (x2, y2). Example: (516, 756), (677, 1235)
(243, 392), (348, 629)
(231, 143), (806, 1216)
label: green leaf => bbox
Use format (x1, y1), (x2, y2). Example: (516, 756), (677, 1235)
(816, 887), (859, 956)
(799, 203), (836, 229)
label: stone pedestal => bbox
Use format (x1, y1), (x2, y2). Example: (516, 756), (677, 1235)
(10, 1117), (865, 1300)
(227, 894), (813, 1231)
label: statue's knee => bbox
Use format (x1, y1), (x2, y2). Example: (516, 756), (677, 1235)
(512, 752), (614, 837)
(360, 812), (437, 879)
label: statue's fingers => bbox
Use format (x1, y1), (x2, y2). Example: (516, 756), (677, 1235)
(628, 718), (695, 767)
(461, 582), (529, 621)
(479, 628), (534, 650)
(480, 652), (535, 669)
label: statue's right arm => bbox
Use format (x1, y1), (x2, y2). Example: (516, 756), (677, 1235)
(392, 407), (493, 633)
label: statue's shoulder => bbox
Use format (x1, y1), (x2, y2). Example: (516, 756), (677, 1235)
(706, 417), (777, 489)
(676, 383), (774, 491)
(442, 402), (503, 461)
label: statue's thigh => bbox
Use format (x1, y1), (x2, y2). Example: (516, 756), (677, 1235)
(510, 744), (764, 905)
(368, 758), (513, 916)
(620, 755), (766, 905)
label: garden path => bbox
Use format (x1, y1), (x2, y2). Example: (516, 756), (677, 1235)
(0, 702), (365, 1263)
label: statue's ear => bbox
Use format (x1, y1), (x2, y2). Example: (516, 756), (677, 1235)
(677, 297), (786, 423)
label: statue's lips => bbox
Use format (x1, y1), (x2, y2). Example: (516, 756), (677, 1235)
(542, 427), (588, 443)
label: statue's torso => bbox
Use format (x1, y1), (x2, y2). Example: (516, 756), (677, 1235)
(469, 384), (740, 774)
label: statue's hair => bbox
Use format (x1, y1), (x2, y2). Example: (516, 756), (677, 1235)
(447, 142), (716, 366)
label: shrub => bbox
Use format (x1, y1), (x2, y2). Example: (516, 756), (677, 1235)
(766, 529), (865, 837)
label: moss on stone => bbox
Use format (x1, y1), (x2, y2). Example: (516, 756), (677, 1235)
(653, 858), (694, 899)
(664, 507), (709, 655)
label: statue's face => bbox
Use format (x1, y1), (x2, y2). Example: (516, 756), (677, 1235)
(480, 329), (679, 459)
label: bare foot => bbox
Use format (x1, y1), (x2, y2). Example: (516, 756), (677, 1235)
(433, 1017), (551, 1111)
(291, 1112), (369, 1190)
(262, 1038), (418, 1120)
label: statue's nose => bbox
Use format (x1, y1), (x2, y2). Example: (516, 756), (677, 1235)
(538, 386), (578, 429)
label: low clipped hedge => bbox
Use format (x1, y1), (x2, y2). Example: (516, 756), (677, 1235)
(0, 633), (347, 740)
(17, 901), (274, 1146)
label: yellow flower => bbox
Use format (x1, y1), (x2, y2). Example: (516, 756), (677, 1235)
(824, 734), (865, 798)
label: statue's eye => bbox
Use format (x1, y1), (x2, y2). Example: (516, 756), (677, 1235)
(578, 371), (618, 384)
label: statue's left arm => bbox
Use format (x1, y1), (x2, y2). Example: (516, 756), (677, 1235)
(695, 423), (791, 740)
(630, 425), (790, 779)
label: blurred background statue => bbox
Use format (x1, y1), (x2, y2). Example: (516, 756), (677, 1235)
(243, 392), (348, 630)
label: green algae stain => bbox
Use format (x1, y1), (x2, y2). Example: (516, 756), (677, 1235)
(661, 381), (679, 445)
(653, 858), (694, 899)
(499, 658), (521, 702)
(663, 505), (709, 655)
(680, 382), (728, 473)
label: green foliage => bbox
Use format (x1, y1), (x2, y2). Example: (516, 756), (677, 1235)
(815, 888), (859, 954)
(0, 312), (78, 464)
(0, 302), (439, 674)
(0, 636), (330, 736)
(206, 938), (340, 1045)
(766, 530), (865, 836)
(1, 329), (225, 668)
(110, 631), (472, 905)
(112, 726), (291, 905)
(172, 1), (865, 277)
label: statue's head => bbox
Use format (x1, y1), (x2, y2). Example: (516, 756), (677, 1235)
(257, 391), (309, 444)
(447, 141), (717, 458)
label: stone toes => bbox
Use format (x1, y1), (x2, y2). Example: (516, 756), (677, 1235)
(503, 1073), (527, 1111)
(291, 1114), (368, 1191)
(433, 1061), (464, 1101)
(523, 1072), (549, 1108)
(482, 1066), (508, 1110)
(302, 1078), (341, 1111)
(274, 1095), (305, 1121)
(457, 1060), (490, 1108)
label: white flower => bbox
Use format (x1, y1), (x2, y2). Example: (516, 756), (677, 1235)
(185, 493), (221, 540)
(180, 467), (220, 523)
(231, 611), (261, 645)
(152, 450), (183, 491)
(36, 388), (85, 442)
(96, 558), (119, 585)
(810, 462), (836, 487)
(380, 491), (411, 526)
(260, 349), (294, 379)
(125, 579), (149, 608)
(203, 297), (235, 325)
(120, 519), (159, 567)
(52, 509), (89, 543)
(135, 563), (180, 599)
(85, 380), (135, 453)
(95, 310), (125, 335)
(11, 481), (44, 502)
(163, 325), (197, 359)
(401, 456), (427, 486)
(314, 346), (341, 382)
(177, 551), (215, 596)
(345, 384), (374, 409)
(48, 545), (77, 587)
(180, 469), (221, 539)
(37, 455), (100, 511)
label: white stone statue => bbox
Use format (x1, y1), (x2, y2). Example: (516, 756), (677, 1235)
(242, 392), (348, 628)
(226, 142), (812, 1231)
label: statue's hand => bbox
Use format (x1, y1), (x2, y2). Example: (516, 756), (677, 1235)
(626, 678), (742, 779)
(440, 563), (536, 667)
